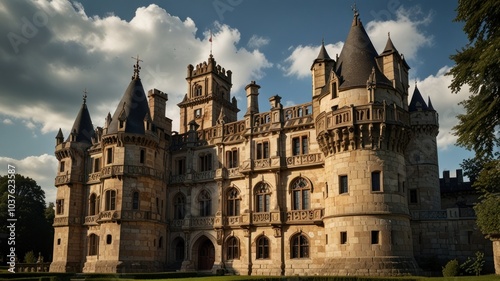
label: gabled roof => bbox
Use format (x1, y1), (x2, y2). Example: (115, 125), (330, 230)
(409, 84), (428, 112)
(106, 77), (151, 135)
(67, 98), (94, 143)
(335, 12), (392, 90)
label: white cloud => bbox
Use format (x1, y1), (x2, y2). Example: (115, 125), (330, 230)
(366, 6), (434, 62)
(281, 42), (343, 79)
(3, 118), (13, 125)
(409, 66), (469, 150)
(281, 6), (433, 79)
(247, 35), (270, 49)
(0, 1), (272, 135)
(0, 154), (58, 204)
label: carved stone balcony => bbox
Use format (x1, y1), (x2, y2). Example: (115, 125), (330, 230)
(54, 173), (85, 186)
(285, 209), (324, 225)
(87, 172), (101, 184)
(84, 214), (99, 226)
(252, 211), (281, 225)
(96, 210), (121, 223)
(100, 165), (164, 180)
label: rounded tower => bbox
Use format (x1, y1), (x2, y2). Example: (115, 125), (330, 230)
(406, 85), (440, 211)
(315, 10), (419, 276)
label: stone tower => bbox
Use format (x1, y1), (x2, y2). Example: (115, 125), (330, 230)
(50, 96), (95, 272)
(178, 54), (239, 133)
(315, 11), (419, 275)
(406, 85), (440, 210)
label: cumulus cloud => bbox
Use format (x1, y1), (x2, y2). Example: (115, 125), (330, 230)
(281, 6), (433, 80)
(0, 0), (271, 135)
(366, 6), (433, 62)
(3, 118), (13, 125)
(0, 154), (58, 203)
(409, 66), (469, 150)
(280, 42), (343, 79)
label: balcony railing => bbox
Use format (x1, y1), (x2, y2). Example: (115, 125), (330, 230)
(285, 209), (324, 224)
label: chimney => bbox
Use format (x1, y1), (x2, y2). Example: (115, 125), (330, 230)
(245, 81), (260, 115)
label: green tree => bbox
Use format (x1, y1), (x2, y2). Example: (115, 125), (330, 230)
(0, 174), (54, 262)
(447, 0), (500, 159)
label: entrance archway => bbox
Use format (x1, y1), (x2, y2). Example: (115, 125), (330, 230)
(197, 239), (215, 270)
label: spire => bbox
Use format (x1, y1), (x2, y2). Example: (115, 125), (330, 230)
(106, 70), (151, 135)
(131, 55), (142, 80)
(335, 8), (392, 90)
(351, 2), (360, 26)
(409, 83), (429, 112)
(67, 94), (94, 143)
(382, 32), (399, 55)
(56, 128), (64, 145)
(316, 40), (332, 61)
(428, 96), (435, 111)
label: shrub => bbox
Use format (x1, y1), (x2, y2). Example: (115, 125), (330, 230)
(24, 251), (37, 263)
(442, 259), (460, 277)
(460, 251), (485, 276)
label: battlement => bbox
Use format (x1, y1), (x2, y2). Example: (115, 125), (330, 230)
(187, 55), (232, 83)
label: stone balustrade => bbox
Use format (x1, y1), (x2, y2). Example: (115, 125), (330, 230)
(286, 153), (323, 167)
(285, 209), (324, 224)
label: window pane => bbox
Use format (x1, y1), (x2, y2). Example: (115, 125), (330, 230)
(371, 171), (381, 191)
(263, 142), (269, 158)
(302, 189), (310, 210)
(293, 190), (300, 210)
(302, 136), (308, 154)
(292, 138), (300, 156)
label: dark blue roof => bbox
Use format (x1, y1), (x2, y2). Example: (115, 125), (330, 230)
(106, 78), (151, 135)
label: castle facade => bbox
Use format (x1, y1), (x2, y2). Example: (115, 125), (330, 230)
(49, 11), (492, 276)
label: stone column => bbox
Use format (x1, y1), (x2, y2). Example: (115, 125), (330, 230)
(492, 236), (500, 274)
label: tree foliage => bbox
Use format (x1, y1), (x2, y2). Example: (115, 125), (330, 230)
(0, 174), (54, 262)
(447, 0), (500, 159)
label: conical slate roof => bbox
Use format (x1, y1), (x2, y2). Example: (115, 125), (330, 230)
(106, 77), (151, 135)
(335, 12), (392, 90)
(381, 33), (398, 55)
(310, 41), (334, 70)
(409, 85), (428, 112)
(67, 99), (94, 143)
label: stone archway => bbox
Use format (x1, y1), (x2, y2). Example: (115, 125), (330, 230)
(197, 239), (215, 271)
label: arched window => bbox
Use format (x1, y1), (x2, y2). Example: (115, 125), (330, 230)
(173, 193), (186, 219)
(256, 236), (270, 259)
(132, 191), (139, 210)
(198, 190), (211, 217)
(226, 236), (239, 260)
(105, 190), (116, 211)
(291, 233), (309, 258)
(227, 188), (240, 216)
(194, 85), (202, 97)
(255, 183), (271, 212)
(88, 234), (99, 256)
(89, 193), (97, 215)
(291, 177), (310, 210)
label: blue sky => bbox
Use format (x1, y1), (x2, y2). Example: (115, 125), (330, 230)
(0, 0), (474, 203)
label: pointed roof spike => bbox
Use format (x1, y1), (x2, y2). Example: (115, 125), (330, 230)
(428, 96), (435, 111)
(106, 76), (151, 135)
(382, 32), (399, 55)
(66, 95), (94, 143)
(409, 84), (429, 112)
(56, 128), (64, 139)
(335, 8), (392, 90)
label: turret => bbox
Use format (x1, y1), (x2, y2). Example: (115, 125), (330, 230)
(377, 33), (410, 98)
(178, 54), (238, 133)
(311, 41), (335, 97)
(406, 84), (440, 210)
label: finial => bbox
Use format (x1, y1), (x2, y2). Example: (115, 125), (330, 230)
(352, 2), (358, 16)
(83, 88), (88, 104)
(322, 37), (325, 46)
(415, 80), (418, 88)
(388, 32), (390, 38)
(209, 30), (213, 56)
(131, 54), (143, 80)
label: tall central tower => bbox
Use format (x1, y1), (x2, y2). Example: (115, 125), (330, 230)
(178, 54), (239, 133)
(313, 11), (419, 275)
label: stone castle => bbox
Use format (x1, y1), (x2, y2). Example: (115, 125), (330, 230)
(49, 11), (493, 276)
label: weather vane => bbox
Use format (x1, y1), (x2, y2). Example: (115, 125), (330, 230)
(351, 2), (358, 15)
(83, 88), (88, 104)
(131, 54), (143, 80)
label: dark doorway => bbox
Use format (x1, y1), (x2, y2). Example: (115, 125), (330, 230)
(198, 239), (215, 270)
